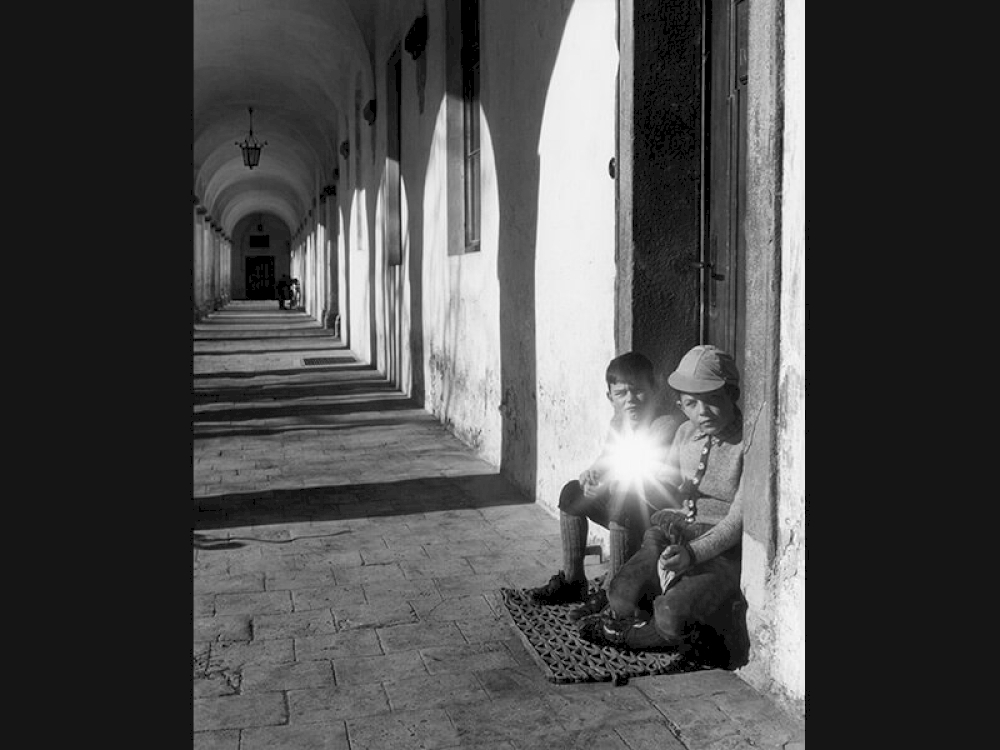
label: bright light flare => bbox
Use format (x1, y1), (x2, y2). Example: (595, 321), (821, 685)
(604, 428), (671, 509)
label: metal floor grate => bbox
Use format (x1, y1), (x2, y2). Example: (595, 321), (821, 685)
(302, 357), (343, 366)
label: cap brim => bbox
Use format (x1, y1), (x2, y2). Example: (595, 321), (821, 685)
(667, 372), (727, 394)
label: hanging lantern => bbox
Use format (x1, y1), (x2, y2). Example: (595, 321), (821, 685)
(235, 107), (267, 169)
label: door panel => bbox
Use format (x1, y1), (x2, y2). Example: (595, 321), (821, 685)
(705, 0), (748, 376)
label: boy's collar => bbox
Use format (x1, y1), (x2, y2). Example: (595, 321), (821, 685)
(691, 408), (743, 444)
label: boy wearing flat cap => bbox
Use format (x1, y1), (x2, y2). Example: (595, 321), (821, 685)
(580, 344), (747, 664)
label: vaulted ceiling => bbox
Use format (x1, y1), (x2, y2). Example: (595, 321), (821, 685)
(194, 0), (376, 235)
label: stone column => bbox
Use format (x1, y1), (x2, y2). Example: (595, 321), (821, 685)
(322, 184), (338, 329)
(202, 214), (213, 312)
(193, 203), (201, 318)
(210, 222), (220, 309)
(195, 206), (208, 318)
(308, 203), (317, 319)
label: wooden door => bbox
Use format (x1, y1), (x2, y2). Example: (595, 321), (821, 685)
(246, 256), (274, 300)
(704, 0), (749, 375)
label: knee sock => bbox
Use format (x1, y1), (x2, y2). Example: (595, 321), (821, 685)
(605, 522), (632, 590)
(560, 512), (588, 583)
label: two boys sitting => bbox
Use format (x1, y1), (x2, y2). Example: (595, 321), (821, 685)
(530, 345), (747, 662)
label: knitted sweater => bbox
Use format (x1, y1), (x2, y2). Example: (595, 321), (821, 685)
(662, 412), (745, 564)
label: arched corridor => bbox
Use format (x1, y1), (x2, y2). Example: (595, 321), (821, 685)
(195, 0), (805, 733)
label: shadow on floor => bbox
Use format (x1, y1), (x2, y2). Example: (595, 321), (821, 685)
(192, 417), (423, 439)
(194, 332), (335, 342)
(193, 347), (348, 357)
(193, 473), (532, 531)
(192, 363), (368, 378)
(193, 395), (425, 423)
(193, 379), (399, 405)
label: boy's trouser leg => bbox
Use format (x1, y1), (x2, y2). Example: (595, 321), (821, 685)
(606, 526), (667, 617)
(651, 553), (741, 645)
(558, 481), (589, 583)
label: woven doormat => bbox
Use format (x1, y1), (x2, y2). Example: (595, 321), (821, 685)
(499, 585), (696, 684)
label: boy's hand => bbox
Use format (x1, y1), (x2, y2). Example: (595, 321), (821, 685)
(579, 468), (604, 495)
(658, 544), (693, 574)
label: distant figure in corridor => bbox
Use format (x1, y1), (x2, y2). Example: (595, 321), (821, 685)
(528, 351), (683, 621)
(276, 274), (291, 310)
(291, 278), (301, 309)
(579, 345), (749, 668)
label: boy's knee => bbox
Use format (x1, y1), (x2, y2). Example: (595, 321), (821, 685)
(558, 480), (584, 512)
(652, 595), (690, 644)
(641, 527), (668, 550)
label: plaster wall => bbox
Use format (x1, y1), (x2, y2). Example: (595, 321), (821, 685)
(737, 0), (804, 715)
(532, 0), (620, 521)
(369, 0), (434, 399)
(415, 0), (503, 463)
(773, 0), (805, 707)
(412, 0), (619, 498)
(366, 0), (620, 505)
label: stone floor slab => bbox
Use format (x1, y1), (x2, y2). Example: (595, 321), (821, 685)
(265, 568), (337, 591)
(194, 572), (265, 595)
(242, 722), (351, 750)
(382, 671), (489, 711)
(208, 639), (296, 672)
(334, 600), (417, 630)
(294, 629), (383, 661)
(410, 593), (496, 621)
(376, 620), (464, 653)
(193, 615), (253, 643)
(287, 684), (390, 724)
(291, 584), (367, 612)
(473, 667), (552, 701)
(193, 692), (288, 731)
(253, 609), (337, 639)
(333, 649), (429, 685)
(345, 707), (459, 750)
(541, 686), (665, 733)
(613, 720), (688, 750)
(214, 590), (293, 616)
(420, 641), (520, 675)
(454, 616), (516, 644)
(241, 658), (335, 692)
(193, 729), (240, 750)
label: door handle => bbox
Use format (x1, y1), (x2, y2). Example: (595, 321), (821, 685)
(690, 261), (725, 281)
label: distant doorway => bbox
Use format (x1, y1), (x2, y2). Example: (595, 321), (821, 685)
(246, 256), (275, 300)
